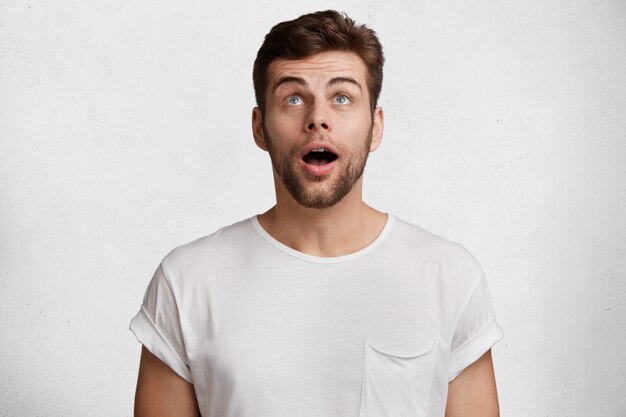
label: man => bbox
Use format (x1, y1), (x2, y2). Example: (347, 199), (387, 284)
(130, 10), (503, 417)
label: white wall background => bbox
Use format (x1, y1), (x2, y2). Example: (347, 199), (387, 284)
(1, 1), (625, 416)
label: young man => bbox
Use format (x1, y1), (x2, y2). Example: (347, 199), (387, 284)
(130, 10), (503, 417)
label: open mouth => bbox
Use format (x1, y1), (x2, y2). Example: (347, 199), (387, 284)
(302, 147), (338, 166)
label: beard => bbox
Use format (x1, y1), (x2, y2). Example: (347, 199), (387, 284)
(263, 125), (373, 209)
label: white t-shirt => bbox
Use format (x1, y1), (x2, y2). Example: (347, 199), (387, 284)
(130, 213), (503, 417)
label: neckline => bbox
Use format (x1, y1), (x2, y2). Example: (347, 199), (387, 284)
(250, 213), (395, 264)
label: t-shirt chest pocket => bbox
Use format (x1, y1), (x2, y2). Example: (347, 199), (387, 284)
(358, 339), (438, 417)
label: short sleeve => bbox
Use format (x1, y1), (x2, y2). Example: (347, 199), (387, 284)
(129, 262), (193, 383)
(448, 273), (503, 381)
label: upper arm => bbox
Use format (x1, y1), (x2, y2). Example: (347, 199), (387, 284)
(134, 345), (200, 417)
(445, 349), (500, 417)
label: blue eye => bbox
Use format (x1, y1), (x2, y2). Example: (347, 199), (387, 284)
(335, 95), (350, 104)
(287, 96), (302, 105)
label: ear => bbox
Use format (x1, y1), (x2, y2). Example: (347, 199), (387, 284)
(369, 106), (384, 152)
(252, 107), (269, 151)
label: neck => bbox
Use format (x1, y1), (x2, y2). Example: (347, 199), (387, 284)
(256, 177), (388, 257)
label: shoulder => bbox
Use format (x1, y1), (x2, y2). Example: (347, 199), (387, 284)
(159, 216), (255, 279)
(389, 214), (482, 268)
(388, 214), (484, 286)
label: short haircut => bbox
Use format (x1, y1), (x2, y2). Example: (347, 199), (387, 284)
(253, 10), (384, 113)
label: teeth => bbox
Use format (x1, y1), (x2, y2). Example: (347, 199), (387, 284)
(311, 147), (326, 152)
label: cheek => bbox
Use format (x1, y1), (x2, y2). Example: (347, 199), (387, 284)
(266, 111), (301, 134)
(339, 112), (371, 135)
(264, 115), (303, 152)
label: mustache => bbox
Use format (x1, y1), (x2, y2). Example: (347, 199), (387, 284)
(263, 127), (335, 152)
(291, 135), (338, 154)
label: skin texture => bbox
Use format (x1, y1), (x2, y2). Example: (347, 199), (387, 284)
(445, 350), (500, 417)
(134, 346), (200, 417)
(252, 51), (388, 257)
(134, 50), (500, 416)
(256, 51), (378, 209)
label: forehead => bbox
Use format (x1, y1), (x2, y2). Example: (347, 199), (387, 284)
(267, 51), (368, 87)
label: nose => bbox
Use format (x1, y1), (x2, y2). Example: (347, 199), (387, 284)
(305, 102), (331, 132)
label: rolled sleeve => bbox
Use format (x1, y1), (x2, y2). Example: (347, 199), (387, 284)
(448, 274), (503, 381)
(129, 262), (192, 383)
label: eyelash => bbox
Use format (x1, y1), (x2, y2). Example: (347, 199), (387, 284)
(287, 95), (302, 105)
(334, 94), (350, 104)
(285, 94), (351, 105)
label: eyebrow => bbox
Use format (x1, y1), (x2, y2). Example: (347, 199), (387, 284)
(272, 76), (363, 92)
(327, 77), (362, 91)
(272, 76), (306, 92)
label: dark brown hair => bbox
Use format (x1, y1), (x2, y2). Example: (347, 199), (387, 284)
(253, 10), (384, 113)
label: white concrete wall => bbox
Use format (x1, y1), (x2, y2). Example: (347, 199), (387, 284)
(1, 1), (625, 416)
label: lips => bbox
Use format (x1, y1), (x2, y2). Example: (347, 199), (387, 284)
(302, 148), (338, 166)
(299, 142), (339, 176)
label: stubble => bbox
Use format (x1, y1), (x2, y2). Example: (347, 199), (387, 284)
(263, 125), (373, 209)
